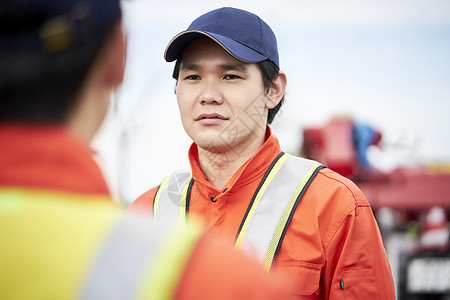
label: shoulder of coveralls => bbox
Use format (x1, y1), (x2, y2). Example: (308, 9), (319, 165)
(316, 168), (370, 208)
(306, 168), (373, 250)
(174, 232), (292, 300)
(127, 185), (159, 214)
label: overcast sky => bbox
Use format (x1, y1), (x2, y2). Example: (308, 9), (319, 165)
(122, 0), (450, 27)
(93, 0), (450, 202)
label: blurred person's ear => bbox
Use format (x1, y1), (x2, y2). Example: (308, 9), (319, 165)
(99, 23), (127, 90)
(68, 22), (126, 143)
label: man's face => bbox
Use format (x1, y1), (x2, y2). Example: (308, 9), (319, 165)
(176, 38), (270, 155)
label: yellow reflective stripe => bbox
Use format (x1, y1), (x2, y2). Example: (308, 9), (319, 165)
(263, 161), (323, 270)
(235, 153), (290, 249)
(0, 187), (111, 203)
(153, 173), (172, 219)
(178, 175), (192, 224)
(136, 223), (203, 300)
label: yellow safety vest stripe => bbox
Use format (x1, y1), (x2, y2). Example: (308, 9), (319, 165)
(234, 153), (290, 249)
(264, 161), (323, 270)
(153, 173), (172, 219)
(179, 175), (192, 224)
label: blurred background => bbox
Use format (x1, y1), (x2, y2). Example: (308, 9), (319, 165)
(91, 1), (450, 298)
(93, 0), (450, 203)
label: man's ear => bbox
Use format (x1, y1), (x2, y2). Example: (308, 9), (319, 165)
(265, 71), (287, 109)
(101, 23), (127, 89)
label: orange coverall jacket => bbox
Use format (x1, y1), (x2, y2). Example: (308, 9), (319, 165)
(0, 125), (287, 300)
(130, 127), (396, 299)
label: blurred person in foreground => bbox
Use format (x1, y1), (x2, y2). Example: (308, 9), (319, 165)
(0, 1), (288, 299)
(129, 7), (396, 299)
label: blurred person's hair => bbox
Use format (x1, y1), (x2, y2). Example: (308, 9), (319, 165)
(0, 1), (121, 123)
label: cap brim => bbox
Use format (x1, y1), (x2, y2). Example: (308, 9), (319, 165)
(164, 30), (268, 63)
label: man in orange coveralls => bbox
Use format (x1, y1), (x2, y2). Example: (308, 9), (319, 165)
(0, 1), (288, 299)
(129, 7), (396, 299)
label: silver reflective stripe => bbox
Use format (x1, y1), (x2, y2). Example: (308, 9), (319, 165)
(240, 155), (321, 268)
(79, 216), (164, 300)
(154, 170), (191, 223)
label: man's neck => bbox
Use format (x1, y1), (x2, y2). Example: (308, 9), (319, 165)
(197, 134), (266, 190)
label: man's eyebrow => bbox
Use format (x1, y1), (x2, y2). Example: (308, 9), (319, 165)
(220, 63), (248, 72)
(179, 63), (248, 72)
(180, 64), (200, 71)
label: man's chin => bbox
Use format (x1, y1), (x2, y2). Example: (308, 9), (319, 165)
(195, 138), (232, 154)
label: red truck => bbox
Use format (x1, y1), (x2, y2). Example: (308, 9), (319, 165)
(302, 118), (450, 300)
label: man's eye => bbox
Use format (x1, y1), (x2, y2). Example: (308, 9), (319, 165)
(223, 74), (240, 80)
(184, 75), (200, 80)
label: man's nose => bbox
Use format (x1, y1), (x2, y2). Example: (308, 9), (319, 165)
(199, 80), (223, 105)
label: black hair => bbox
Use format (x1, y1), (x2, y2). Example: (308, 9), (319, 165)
(172, 58), (284, 125)
(257, 60), (284, 125)
(0, 2), (121, 124)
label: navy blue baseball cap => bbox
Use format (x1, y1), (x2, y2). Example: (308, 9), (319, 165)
(164, 7), (280, 69)
(0, 0), (121, 54)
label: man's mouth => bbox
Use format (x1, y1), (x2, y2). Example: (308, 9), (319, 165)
(195, 113), (228, 121)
